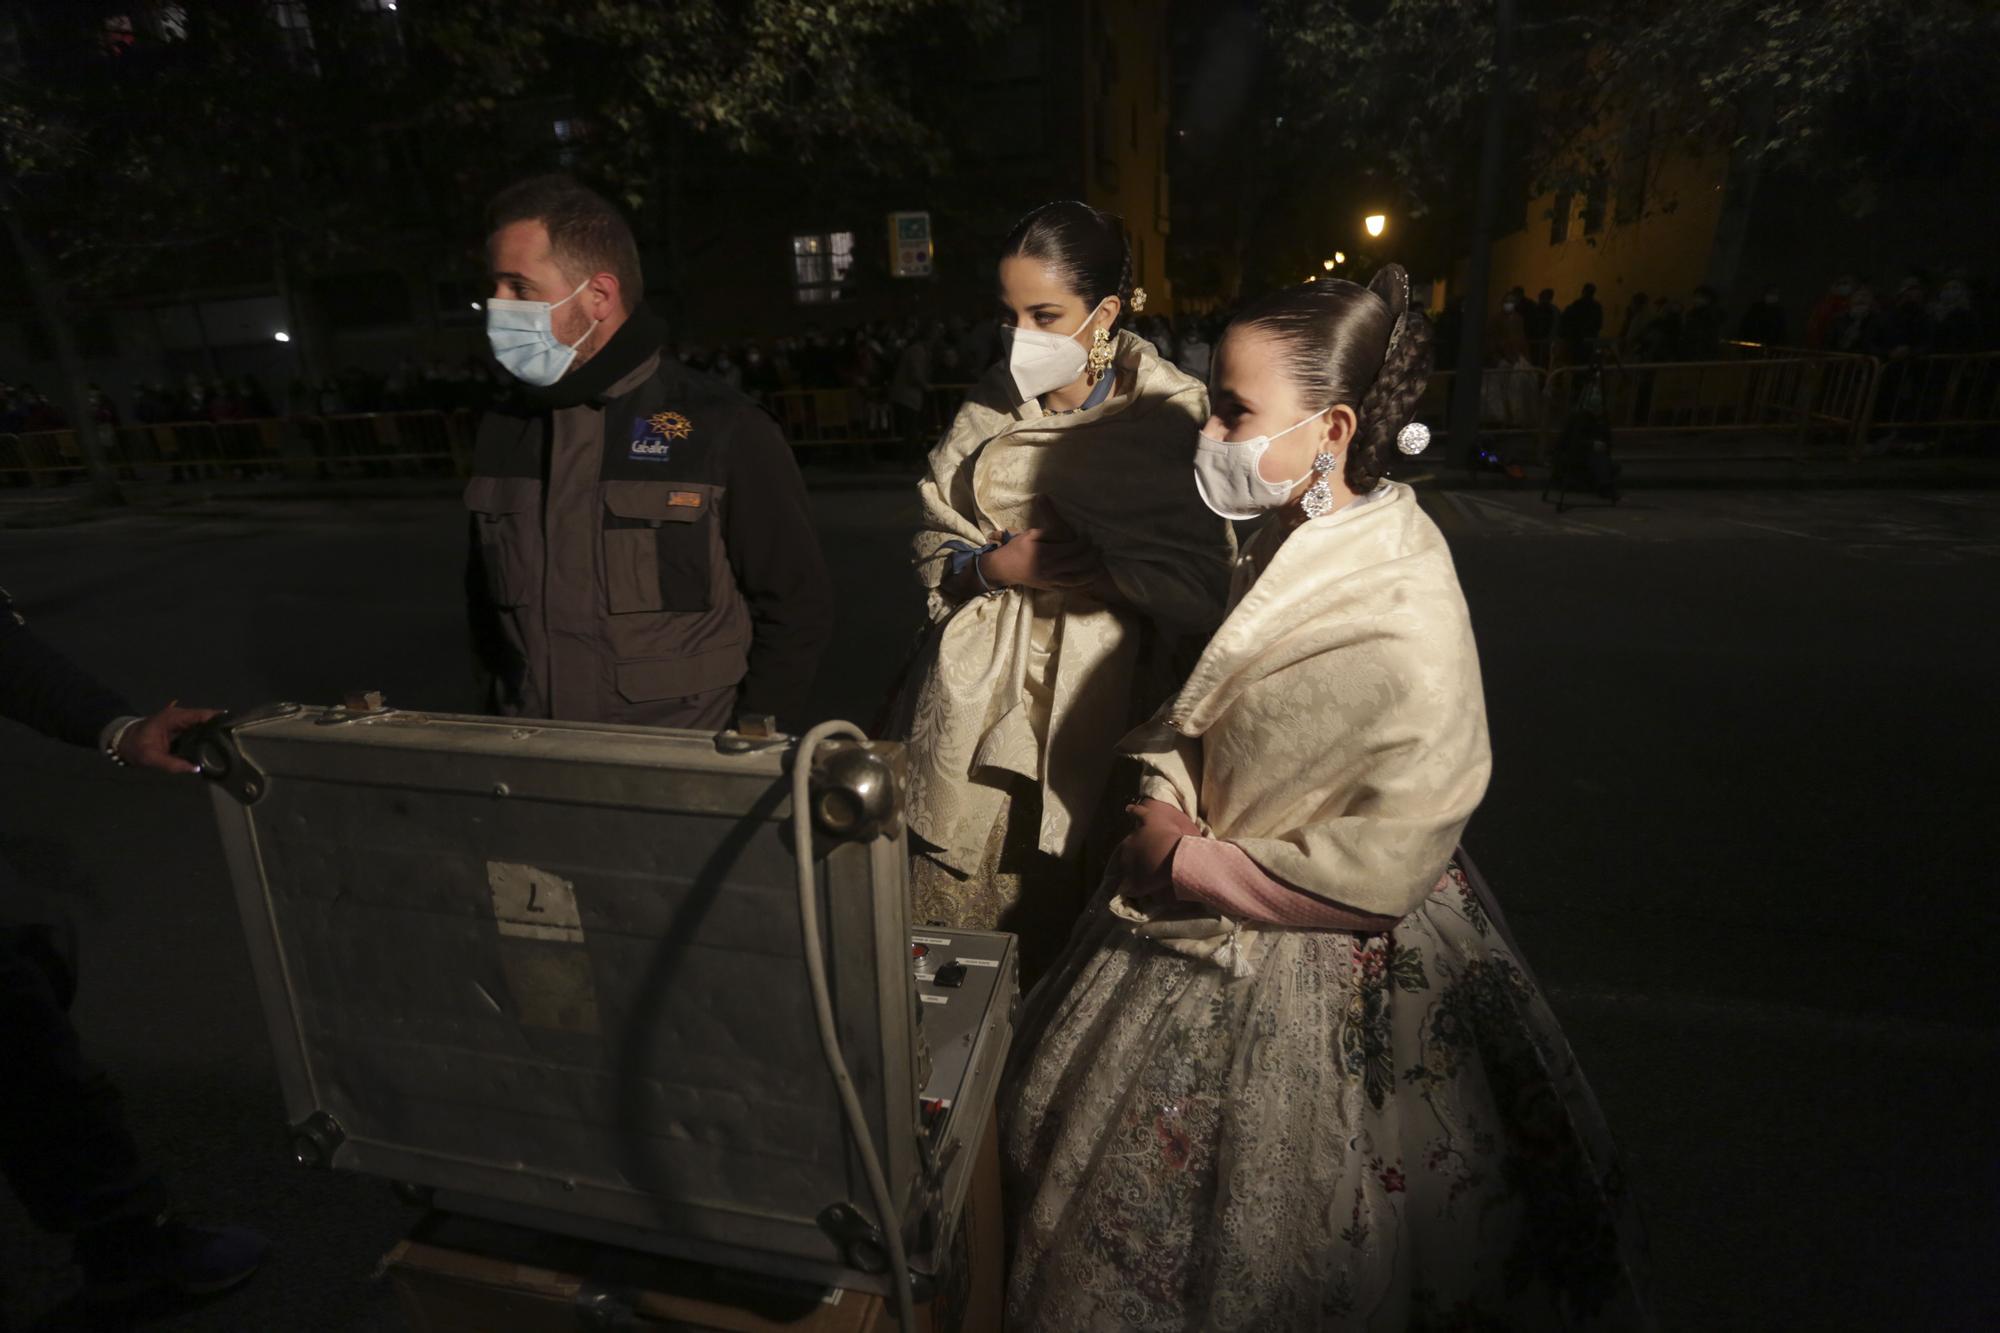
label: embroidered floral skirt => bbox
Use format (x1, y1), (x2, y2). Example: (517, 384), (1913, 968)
(1001, 862), (1652, 1331)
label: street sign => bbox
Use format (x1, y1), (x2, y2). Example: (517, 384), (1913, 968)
(890, 210), (933, 279)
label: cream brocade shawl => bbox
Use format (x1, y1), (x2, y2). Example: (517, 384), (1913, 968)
(1117, 481), (1492, 966)
(903, 331), (1235, 876)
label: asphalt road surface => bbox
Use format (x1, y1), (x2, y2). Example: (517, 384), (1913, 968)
(1, 479), (1995, 1331)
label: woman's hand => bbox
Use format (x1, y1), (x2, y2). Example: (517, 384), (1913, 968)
(1113, 798), (1202, 900)
(979, 527), (1103, 591)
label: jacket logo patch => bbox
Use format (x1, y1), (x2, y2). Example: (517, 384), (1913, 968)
(668, 491), (703, 508)
(649, 410), (693, 440)
(628, 417), (671, 461)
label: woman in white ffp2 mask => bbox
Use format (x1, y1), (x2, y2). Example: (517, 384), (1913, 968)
(1001, 266), (1652, 1328)
(888, 200), (1236, 986)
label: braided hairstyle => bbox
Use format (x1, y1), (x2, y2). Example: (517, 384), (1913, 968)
(1228, 265), (1435, 493)
(1000, 201), (1138, 331)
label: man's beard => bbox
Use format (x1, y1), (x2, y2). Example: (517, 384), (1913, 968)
(556, 310), (599, 375)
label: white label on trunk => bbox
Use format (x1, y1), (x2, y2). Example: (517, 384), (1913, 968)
(486, 861), (585, 944)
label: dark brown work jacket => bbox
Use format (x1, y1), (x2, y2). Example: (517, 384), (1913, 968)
(465, 351), (833, 729)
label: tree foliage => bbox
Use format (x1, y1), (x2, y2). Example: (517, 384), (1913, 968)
(1, 0), (1006, 291)
(1264, 0), (2000, 211)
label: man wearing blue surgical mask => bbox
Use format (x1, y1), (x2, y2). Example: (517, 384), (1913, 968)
(467, 175), (833, 731)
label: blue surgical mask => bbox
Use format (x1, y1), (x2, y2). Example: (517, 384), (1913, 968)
(485, 280), (599, 386)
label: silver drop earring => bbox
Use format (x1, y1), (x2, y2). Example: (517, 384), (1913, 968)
(1300, 450), (1339, 519)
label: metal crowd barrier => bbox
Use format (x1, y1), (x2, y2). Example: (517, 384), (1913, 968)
(9, 355), (1993, 491)
(292, 410), (471, 475)
(0, 412), (472, 487)
(767, 385), (969, 449)
(1855, 351), (2000, 454)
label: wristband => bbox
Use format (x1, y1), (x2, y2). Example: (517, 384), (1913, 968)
(100, 715), (143, 767)
(972, 548), (1005, 596)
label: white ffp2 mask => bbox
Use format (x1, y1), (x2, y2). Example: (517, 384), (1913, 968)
(1004, 300), (1108, 402)
(1192, 407), (1334, 520)
(486, 279), (600, 386)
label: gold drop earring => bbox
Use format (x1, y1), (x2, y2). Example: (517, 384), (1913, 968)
(1086, 326), (1114, 382)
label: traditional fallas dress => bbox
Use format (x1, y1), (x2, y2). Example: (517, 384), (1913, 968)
(1004, 481), (1651, 1330)
(895, 331), (1234, 980)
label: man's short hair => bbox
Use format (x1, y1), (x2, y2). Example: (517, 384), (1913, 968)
(487, 174), (644, 308)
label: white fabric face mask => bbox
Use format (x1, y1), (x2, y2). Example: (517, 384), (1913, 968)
(1192, 406), (1334, 520)
(1004, 299), (1108, 401)
(486, 279), (599, 386)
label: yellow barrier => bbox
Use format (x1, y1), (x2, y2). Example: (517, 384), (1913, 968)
(8, 355), (1986, 491)
(1859, 351), (2000, 453)
(1541, 356), (1878, 461)
(768, 384), (970, 449)
(0, 430), (87, 485)
(294, 410), (471, 475)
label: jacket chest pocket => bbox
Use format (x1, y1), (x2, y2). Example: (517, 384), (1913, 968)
(603, 480), (717, 614)
(464, 475), (540, 607)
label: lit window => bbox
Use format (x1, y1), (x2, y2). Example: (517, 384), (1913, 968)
(792, 231), (855, 304)
(269, 0), (316, 69)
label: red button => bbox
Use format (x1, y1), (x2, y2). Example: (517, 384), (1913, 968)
(911, 943), (929, 960)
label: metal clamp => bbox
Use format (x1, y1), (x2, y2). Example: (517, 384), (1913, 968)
(806, 740), (907, 841)
(817, 1200), (896, 1275)
(290, 1110), (345, 1169)
(572, 1279), (642, 1330)
(174, 701), (300, 804)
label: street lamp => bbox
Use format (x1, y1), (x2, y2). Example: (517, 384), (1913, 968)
(273, 331), (291, 343)
(1364, 214), (1387, 238)
(1323, 258), (1335, 271)
(1334, 250), (1347, 265)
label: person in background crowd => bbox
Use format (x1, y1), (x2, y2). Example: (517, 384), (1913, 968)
(1618, 292), (1653, 359)
(1002, 266), (1649, 1327)
(22, 389), (66, 433)
(1681, 285), (1723, 360)
(1175, 317), (1213, 382)
(1488, 291), (1530, 366)
(1805, 275), (1855, 349)
(955, 317), (1000, 377)
(467, 173), (833, 731)
(1639, 299), (1683, 362)
(1737, 285), (1788, 345)
(0, 586), (271, 1311)
(1557, 282), (1604, 361)
(889, 324), (940, 457)
(893, 199), (1233, 985)
(710, 345), (743, 392)
(1884, 276), (1933, 359)
(86, 384), (119, 429)
(741, 341), (782, 404)
(1833, 286), (1887, 356)
(1525, 286), (1559, 348)
(1485, 289), (1536, 424)
(1929, 274), (1980, 353)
